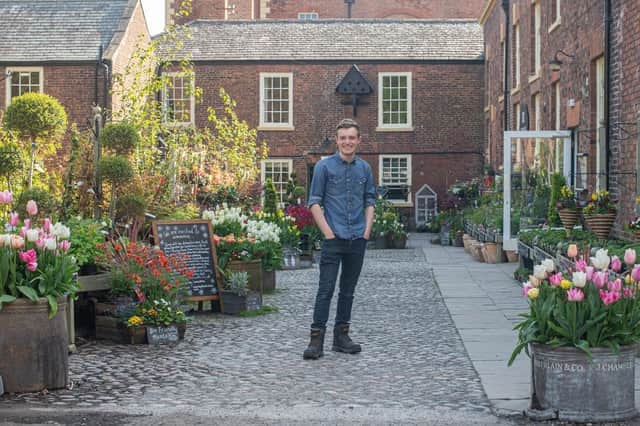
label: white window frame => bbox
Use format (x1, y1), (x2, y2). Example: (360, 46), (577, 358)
(377, 72), (412, 130)
(596, 57), (606, 190)
(379, 154), (412, 205)
(548, 0), (561, 32)
(261, 159), (293, 205)
(161, 72), (195, 126)
(298, 12), (318, 20)
(5, 66), (43, 107)
(514, 24), (521, 89)
(533, 1), (541, 76)
(259, 72), (294, 129)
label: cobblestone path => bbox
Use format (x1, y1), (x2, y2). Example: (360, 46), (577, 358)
(1, 245), (513, 424)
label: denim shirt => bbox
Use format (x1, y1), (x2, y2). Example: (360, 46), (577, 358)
(307, 152), (376, 240)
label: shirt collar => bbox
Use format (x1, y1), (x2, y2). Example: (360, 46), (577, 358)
(332, 151), (358, 165)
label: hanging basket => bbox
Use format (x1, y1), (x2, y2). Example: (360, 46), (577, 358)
(558, 209), (580, 232)
(584, 213), (616, 239)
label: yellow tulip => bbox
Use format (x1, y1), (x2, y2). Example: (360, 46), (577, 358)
(527, 288), (540, 299)
(561, 279), (572, 289)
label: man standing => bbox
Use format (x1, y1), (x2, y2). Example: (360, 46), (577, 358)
(303, 118), (376, 360)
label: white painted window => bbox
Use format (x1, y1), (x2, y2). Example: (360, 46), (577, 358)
(378, 72), (412, 128)
(379, 155), (412, 203)
(533, 1), (541, 75)
(298, 12), (318, 20)
(261, 159), (292, 204)
(415, 184), (437, 226)
(514, 25), (521, 88)
(5, 67), (43, 106)
(260, 73), (293, 128)
(596, 57), (606, 190)
(549, 0), (561, 30)
(162, 72), (195, 125)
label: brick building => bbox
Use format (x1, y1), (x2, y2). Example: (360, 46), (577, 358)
(481, 0), (640, 238)
(166, 0), (486, 25)
(161, 20), (484, 226)
(0, 0), (150, 129)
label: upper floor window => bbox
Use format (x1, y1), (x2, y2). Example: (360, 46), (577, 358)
(549, 0), (561, 31)
(514, 24), (521, 88)
(531, 1), (541, 76)
(260, 73), (293, 129)
(378, 72), (412, 129)
(379, 154), (412, 204)
(162, 72), (195, 125)
(5, 67), (43, 107)
(298, 12), (318, 20)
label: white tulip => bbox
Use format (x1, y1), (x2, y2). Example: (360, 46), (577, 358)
(541, 258), (555, 273)
(591, 249), (610, 271)
(534, 264), (547, 280)
(51, 223), (70, 239)
(0, 234), (11, 247)
(44, 237), (57, 251)
(572, 271), (587, 288)
(26, 229), (40, 242)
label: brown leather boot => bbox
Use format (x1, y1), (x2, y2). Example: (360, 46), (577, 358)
(303, 328), (325, 360)
(332, 324), (362, 354)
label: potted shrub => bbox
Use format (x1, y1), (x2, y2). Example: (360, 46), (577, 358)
(388, 221), (408, 249)
(220, 271), (262, 315)
(555, 185), (580, 235)
(134, 298), (189, 344)
(67, 217), (108, 276)
(509, 246), (640, 421)
(0, 196), (78, 393)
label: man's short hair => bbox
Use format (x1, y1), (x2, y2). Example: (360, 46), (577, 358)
(336, 118), (360, 136)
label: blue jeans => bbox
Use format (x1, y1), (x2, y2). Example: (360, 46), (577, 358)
(311, 238), (367, 330)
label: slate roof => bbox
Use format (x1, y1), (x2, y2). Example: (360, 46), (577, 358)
(0, 0), (134, 63)
(164, 19), (484, 62)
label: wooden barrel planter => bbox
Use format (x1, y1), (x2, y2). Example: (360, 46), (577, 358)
(584, 213), (616, 239)
(0, 297), (69, 393)
(227, 259), (263, 293)
(530, 343), (638, 422)
(558, 209), (580, 233)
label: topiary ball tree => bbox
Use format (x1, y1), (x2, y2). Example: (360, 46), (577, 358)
(98, 155), (134, 221)
(99, 122), (140, 156)
(263, 178), (278, 216)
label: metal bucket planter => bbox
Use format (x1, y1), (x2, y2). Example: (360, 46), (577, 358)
(262, 268), (276, 292)
(558, 209), (580, 234)
(530, 343), (638, 422)
(0, 297), (68, 393)
(584, 213), (616, 239)
(220, 290), (262, 315)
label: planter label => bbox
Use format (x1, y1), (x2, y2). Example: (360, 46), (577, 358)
(147, 325), (179, 345)
(153, 220), (222, 300)
(534, 359), (634, 372)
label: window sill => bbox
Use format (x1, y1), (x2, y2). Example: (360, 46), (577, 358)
(257, 126), (295, 131)
(548, 20), (561, 33)
(387, 200), (413, 208)
(528, 74), (541, 84)
(510, 86), (520, 96)
(498, 96), (504, 103)
(376, 127), (414, 133)
(164, 121), (195, 127)
(484, 106), (491, 113)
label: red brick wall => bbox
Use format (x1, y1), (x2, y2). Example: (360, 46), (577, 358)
(170, 0), (486, 23)
(483, 0), (605, 181)
(192, 61), (484, 222)
(610, 0), (640, 238)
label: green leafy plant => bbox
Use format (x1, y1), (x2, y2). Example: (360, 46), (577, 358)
(225, 271), (249, 296)
(263, 178), (278, 215)
(66, 217), (108, 268)
(547, 173), (566, 226)
(583, 189), (617, 216)
(99, 122), (140, 156)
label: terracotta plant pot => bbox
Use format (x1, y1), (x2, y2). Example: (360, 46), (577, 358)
(584, 213), (616, 239)
(505, 250), (519, 263)
(483, 242), (498, 264)
(462, 234), (473, 252)
(558, 209), (580, 233)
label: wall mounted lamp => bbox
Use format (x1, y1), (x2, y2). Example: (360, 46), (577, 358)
(549, 50), (576, 72)
(0, 70), (11, 82)
(321, 136), (334, 147)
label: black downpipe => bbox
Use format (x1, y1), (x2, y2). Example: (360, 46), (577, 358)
(94, 46), (101, 106)
(502, 0), (510, 136)
(604, 0), (611, 190)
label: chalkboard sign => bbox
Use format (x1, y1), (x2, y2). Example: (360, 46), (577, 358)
(146, 325), (179, 345)
(152, 220), (222, 302)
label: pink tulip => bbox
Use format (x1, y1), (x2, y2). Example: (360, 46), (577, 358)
(593, 271), (608, 288)
(549, 272), (563, 286)
(23, 219), (30, 230)
(18, 249), (37, 272)
(522, 282), (533, 297)
(633, 265), (640, 282)
(43, 218), (51, 233)
(624, 287), (634, 298)
(9, 212), (18, 227)
(608, 279), (622, 293)
(624, 249), (637, 266)
(35, 237), (45, 249)
(600, 289), (621, 305)
(58, 240), (71, 253)
(567, 288), (584, 302)
(575, 259), (587, 272)
(567, 244), (578, 258)
(0, 190), (13, 205)
(610, 256), (622, 272)
(26, 200), (37, 216)
(585, 266), (595, 281)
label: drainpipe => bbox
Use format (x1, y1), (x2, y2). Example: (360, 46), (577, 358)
(604, 0), (611, 190)
(95, 46), (101, 106)
(501, 0), (510, 135)
(345, 0), (355, 18)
